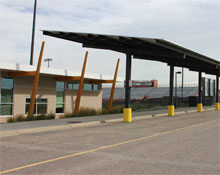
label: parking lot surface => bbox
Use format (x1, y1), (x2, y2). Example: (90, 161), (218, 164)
(0, 110), (219, 174)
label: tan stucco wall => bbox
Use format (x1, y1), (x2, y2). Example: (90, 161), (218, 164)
(64, 90), (77, 113)
(64, 89), (102, 113)
(80, 90), (102, 110)
(13, 76), (56, 116)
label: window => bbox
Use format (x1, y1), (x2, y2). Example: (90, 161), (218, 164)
(56, 82), (65, 113)
(67, 83), (73, 90)
(73, 84), (79, 90)
(93, 84), (99, 91)
(0, 78), (14, 115)
(67, 83), (79, 90)
(84, 84), (92, 91)
(67, 83), (100, 91)
(25, 98), (47, 114)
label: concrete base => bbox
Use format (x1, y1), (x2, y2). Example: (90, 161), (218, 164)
(197, 103), (203, 112)
(168, 105), (174, 116)
(215, 103), (219, 110)
(0, 117), (10, 124)
(123, 108), (132, 122)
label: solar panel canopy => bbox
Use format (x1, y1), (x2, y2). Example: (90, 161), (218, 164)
(43, 30), (220, 76)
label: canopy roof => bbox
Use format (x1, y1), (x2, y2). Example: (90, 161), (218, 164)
(43, 30), (220, 76)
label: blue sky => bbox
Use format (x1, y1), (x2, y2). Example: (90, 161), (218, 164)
(0, 0), (219, 85)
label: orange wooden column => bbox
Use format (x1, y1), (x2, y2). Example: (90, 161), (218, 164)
(74, 51), (88, 114)
(28, 41), (45, 117)
(108, 58), (120, 111)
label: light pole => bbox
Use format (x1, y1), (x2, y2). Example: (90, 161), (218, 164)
(44, 58), (52, 68)
(175, 71), (181, 108)
(30, 0), (37, 65)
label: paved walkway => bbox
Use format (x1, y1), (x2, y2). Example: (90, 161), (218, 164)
(0, 106), (215, 137)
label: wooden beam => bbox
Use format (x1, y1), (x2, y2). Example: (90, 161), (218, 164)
(55, 76), (81, 81)
(74, 51), (88, 114)
(28, 41), (45, 117)
(108, 59), (120, 111)
(8, 71), (36, 77)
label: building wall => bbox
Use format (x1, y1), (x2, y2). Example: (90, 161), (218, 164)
(80, 90), (102, 110)
(65, 90), (77, 113)
(13, 76), (57, 116)
(0, 73), (103, 117)
(64, 89), (102, 113)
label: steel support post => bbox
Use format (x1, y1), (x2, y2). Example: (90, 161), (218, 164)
(215, 70), (219, 110)
(168, 65), (174, 116)
(182, 67), (184, 102)
(169, 65), (174, 105)
(175, 72), (177, 108)
(197, 71), (203, 112)
(124, 53), (132, 122)
(125, 53), (132, 108)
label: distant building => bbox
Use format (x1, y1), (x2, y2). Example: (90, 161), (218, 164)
(202, 77), (215, 97)
(104, 78), (217, 103)
(124, 80), (158, 88)
(103, 86), (198, 101)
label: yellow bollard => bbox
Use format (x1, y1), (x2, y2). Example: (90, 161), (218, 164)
(197, 103), (203, 112)
(123, 108), (132, 122)
(215, 103), (219, 110)
(168, 105), (174, 116)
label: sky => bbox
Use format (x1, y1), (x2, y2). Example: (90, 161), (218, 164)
(0, 0), (219, 86)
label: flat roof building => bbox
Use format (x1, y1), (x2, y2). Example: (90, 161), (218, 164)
(0, 62), (117, 117)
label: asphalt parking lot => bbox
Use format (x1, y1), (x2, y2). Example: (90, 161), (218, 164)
(0, 110), (219, 174)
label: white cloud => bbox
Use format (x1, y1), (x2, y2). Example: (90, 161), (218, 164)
(0, 0), (219, 85)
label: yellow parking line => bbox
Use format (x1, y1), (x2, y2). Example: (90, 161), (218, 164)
(0, 119), (218, 174)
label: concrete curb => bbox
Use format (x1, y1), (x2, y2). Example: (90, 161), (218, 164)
(204, 108), (215, 111)
(0, 121), (101, 138)
(0, 107), (217, 138)
(133, 115), (152, 121)
(185, 109), (197, 113)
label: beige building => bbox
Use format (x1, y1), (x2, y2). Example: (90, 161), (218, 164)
(0, 62), (114, 117)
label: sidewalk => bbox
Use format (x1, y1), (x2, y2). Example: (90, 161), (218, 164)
(0, 106), (215, 137)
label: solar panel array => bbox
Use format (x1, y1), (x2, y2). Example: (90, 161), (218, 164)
(102, 87), (198, 100)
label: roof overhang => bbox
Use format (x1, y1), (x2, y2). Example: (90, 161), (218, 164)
(4, 70), (113, 84)
(0, 63), (115, 84)
(43, 30), (220, 76)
